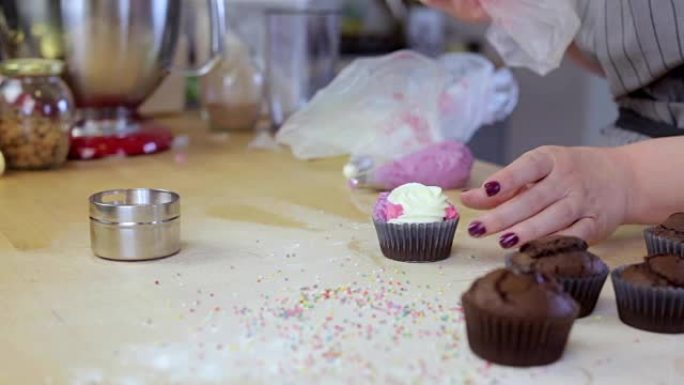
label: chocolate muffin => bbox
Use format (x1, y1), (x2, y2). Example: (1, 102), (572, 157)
(462, 268), (579, 367)
(612, 254), (684, 333)
(507, 236), (609, 317)
(644, 212), (684, 256)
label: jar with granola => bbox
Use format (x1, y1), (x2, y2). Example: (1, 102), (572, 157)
(0, 59), (74, 170)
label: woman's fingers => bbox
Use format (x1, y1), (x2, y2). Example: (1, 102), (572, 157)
(458, 145), (624, 246)
(554, 217), (599, 244)
(494, 199), (581, 249)
(461, 148), (555, 210)
(467, 178), (561, 238)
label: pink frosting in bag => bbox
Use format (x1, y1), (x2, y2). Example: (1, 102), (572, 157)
(372, 140), (474, 190)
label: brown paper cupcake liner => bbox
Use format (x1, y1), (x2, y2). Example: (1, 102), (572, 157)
(372, 218), (458, 262)
(612, 266), (684, 334)
(505, 255), (609, 318)
(557, 270), (609, 318)
(462, 298), (575, 367)
(643, 227), (684, 256)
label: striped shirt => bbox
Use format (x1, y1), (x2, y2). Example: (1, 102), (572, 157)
(574, 0), (684, 136)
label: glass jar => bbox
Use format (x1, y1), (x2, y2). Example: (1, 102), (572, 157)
(200, 33), (263, 132)
(0, 59), (74, 170)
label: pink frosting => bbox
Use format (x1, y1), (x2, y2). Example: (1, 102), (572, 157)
(373, 192), (459, 222)
(371, 140), (474, 190)
(372, 192), (391, 221)
(445, 204), (458, 220)
(385, 201), (404, 221)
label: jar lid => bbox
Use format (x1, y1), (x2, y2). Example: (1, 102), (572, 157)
(89, 188), (181, 224)
(0, 58), (65, 76)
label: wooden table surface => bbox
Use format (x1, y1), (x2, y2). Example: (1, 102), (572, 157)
(0, 114), (680, 385)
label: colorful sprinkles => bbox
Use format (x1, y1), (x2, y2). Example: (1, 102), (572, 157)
(198, 269), (490, 382)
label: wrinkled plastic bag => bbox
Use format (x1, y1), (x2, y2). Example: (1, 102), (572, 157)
(276, 50), (517, 190)
(481, 0), (580, 76)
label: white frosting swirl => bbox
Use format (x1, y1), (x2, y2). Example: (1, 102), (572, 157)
(387, 183), (450, 224)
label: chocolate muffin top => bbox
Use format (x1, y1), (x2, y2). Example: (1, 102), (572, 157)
(621, 254), (684, 288)
(508, 236), (607, 278)
(462, 268), (579, 319)
(652, 212), (684, 239)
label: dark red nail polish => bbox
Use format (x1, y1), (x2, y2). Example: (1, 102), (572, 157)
(468, 221), (487, 237)
(499, 232), (519, 249)
(484, 181), (501, 197)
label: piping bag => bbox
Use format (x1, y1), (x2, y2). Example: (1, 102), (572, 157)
(276, 51), (518, 190)
(340, 0), (581, 189)
(344, 140), (474, 190)
(480, 0), (580, 76)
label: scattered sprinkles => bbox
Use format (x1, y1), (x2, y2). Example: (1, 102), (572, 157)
(131, 264), (493, 383)
(213, 269), (483, 382)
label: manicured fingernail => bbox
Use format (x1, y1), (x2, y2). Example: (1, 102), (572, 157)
(484, 181), (501, 197)
(468, 221), (487, 237)
(499, 232), (519, 249)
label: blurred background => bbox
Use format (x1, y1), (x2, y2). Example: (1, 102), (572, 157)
(192, 0), (618, 165)
(0, 0), (618, 166)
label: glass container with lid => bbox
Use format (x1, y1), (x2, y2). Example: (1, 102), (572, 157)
(0, 58), (74, 169)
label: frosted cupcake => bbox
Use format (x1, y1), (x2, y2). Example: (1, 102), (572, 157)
(372, 183), (459, 262)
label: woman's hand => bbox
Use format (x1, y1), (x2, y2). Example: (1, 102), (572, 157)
(420, 0), (489, 23)
(461, 146), (634, 247)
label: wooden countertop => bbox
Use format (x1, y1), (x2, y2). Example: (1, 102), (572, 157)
(0, 114), (679, 384)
